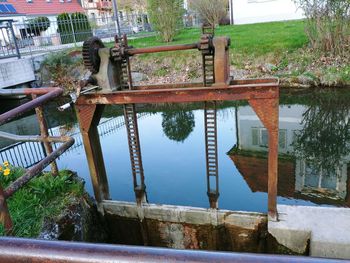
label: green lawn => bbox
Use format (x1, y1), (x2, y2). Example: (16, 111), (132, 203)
(0, 168), (84, 237)
(127, 20), (308, 58)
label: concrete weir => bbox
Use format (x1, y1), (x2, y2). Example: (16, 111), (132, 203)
(269, 205), (350, 259)
(102, 201), (268, 252)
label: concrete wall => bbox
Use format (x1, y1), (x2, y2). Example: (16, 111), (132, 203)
(232, 0), (304, 24)
(103, 201), (268, 252)
(0, 58), (35, 89)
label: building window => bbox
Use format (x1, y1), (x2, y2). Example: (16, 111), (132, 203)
(251, 127), (287, 149)
(26, 0), (33, 3)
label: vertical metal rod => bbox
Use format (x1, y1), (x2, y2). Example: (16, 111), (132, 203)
(0, 185), (12, 235)
(268, 127), (279, 221)
(69, 15), (77, 46)
(8, 21), (20, 59)
(32, 95), (58, 176)
(111, 0), (121, 35)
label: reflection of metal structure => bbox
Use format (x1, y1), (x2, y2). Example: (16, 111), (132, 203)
(0, 88), (74, 234)
(205, 101), (219, 209)
(76, 27), (280, 220)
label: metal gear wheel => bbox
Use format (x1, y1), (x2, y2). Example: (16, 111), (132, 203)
(82, 37), (105, 74)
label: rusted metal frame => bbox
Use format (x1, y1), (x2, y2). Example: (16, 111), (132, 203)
(127, 43), (199, 55)
(212, 37), (231, 86)
(204, 101), (219, 209)
(0, 132), (74, 198)
(0, 187), (12, 235)
(32, 94), (59, 177)
(75, 104), (110, 203)
(249, 97), (279, 221)
(76, 84), (279, 105)
(123, 104), (147, 205)
(0, 237), (343, 263)
(0, 87), (69, 234)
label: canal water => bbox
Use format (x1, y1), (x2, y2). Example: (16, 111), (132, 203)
(1, 88), (349, 213)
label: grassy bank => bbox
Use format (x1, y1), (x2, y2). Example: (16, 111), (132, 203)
(0, 167), (84, 237)
(123, 20), (349, 87)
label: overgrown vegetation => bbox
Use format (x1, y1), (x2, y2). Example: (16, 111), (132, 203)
(146, 0), (184, 42)
(42, 50), (84, 94)
(294, 0), (350, 55)
(0, 168), (84, 237)
(188, 0), (229, 26)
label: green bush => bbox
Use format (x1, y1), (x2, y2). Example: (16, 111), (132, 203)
(28, 16), (50, 36)
(147, 0), (184, 42)
(57, 12), (92, 44)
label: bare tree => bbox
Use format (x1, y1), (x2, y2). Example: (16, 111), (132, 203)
(294, 0), (350, 55)
(189, 0), (228, 26)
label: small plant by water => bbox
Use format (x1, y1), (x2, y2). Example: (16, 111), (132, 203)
(0, 166), (84, 237)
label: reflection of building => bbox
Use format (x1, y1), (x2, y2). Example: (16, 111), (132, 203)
(230, 105), (350, 206)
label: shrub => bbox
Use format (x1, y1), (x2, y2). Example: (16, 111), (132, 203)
(27, 16), (50, 36)
(57, 12), (92, 44)
(146, 0), (184, 42)
(189, 0), (228, 27)
(294, 0), (350, 55)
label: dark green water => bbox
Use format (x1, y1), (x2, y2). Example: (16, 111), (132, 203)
(1, 89), (350, 213)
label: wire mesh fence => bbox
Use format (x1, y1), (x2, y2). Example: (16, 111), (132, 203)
(0, 11), (202, 59)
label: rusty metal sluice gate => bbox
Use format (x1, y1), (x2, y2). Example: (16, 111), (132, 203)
(0, 26), (282, 261)
(76, 26), (280, 221)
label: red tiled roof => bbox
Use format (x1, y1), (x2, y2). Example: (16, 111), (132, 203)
(8, 0), (83, 16)
(229, 153), (295, 198)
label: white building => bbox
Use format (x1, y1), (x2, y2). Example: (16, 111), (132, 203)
(184, 0), (304, 25)
(230, 0), (304, 24)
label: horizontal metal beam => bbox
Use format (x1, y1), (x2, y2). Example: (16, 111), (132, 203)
(0, 237), (344, 263)
(77, 82), (279, 105)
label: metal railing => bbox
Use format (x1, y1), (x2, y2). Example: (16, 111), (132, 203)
(0, 19), (20, 59)
(0, 237), (345, 263)
(0, 87), (74, 234)
(0, 12), (203, 59)
(6, 14), (153, 57)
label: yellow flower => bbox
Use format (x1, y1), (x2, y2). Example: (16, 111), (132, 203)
(3, 168), (10, 176)
(0, 166), (2, 172)
(3, 161), (9, 167)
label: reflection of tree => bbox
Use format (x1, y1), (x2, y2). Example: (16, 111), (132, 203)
(162, 111), (195, 142)
(292, 90), (350, 174)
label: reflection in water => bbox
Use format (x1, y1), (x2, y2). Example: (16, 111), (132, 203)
(232, 90), (350, 206)
(2, 90), (350, 211)
(292, 91), (350, 175)
(161, 111), (195, 142)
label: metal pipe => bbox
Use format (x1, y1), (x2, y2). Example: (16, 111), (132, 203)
(127, 43), (199, 55)
(0, 88), (63, 126)
(0, 237), (344, 263)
